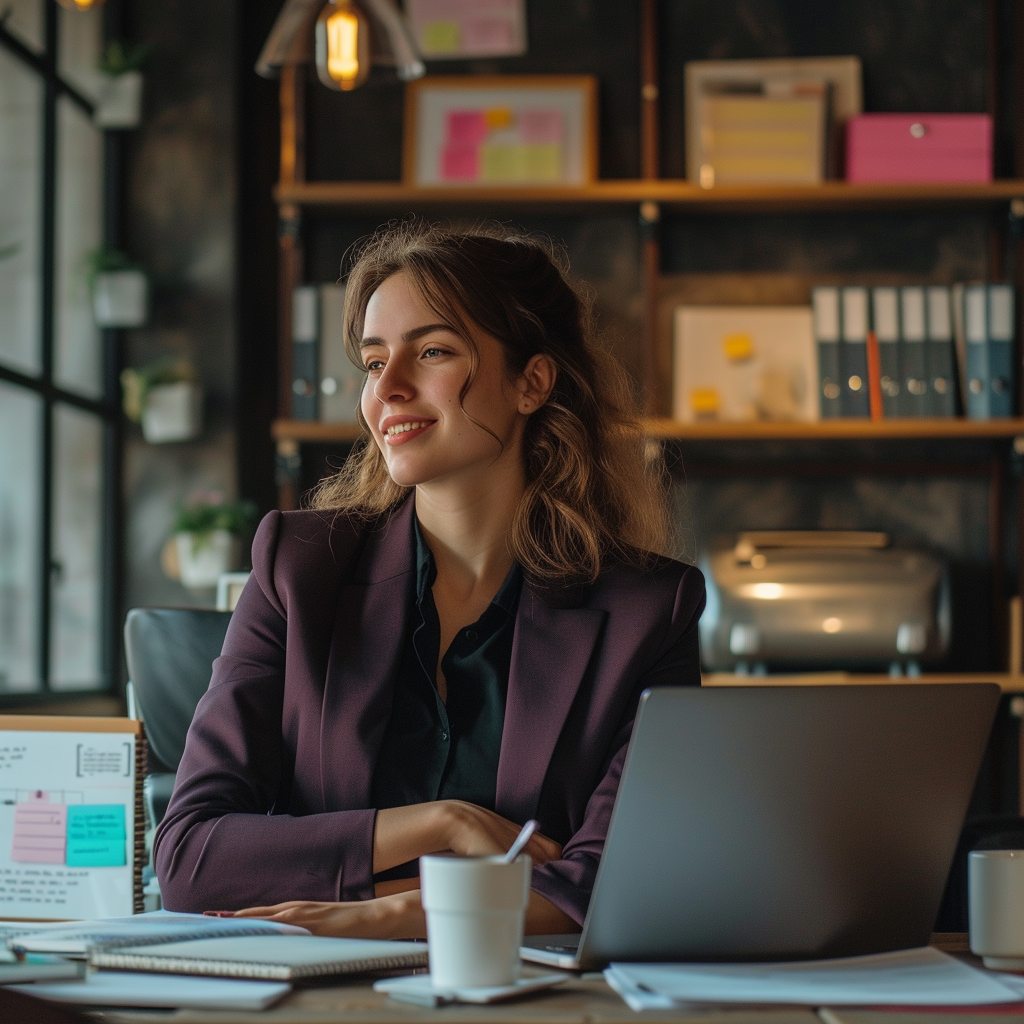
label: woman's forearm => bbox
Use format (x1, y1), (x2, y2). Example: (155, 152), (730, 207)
(372, 803), (451, 874)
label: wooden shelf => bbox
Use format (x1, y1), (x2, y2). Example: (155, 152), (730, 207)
(275, 179), (1024, 213)
(704, 671), (1024, 693)
(273, 417), (1024, 444)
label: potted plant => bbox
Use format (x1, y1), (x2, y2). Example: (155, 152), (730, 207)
(172, 493), (258, 589)
(94, 40), (148, 129)
(121, 357), (203, 443)
(90, 245), (148, 328)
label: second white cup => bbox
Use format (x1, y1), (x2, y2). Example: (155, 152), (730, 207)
(969, 849), (1024, 970)
(420, 853), (531, 989)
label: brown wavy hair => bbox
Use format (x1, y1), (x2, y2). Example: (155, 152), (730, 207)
(307, 221), (671, 584)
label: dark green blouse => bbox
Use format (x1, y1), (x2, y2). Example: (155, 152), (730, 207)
(370, 517), (522, 823)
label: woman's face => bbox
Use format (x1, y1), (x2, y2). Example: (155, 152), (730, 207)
(359, 271), (529, 491)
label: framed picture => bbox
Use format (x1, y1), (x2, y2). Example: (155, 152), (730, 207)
(403, 75), (598, 187)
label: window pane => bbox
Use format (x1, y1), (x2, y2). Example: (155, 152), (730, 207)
(0, 45), (43, 377)
(0, 382), (42, 692)
(54, 96), (103, 399)
(58, 6), (104, 102)
(51, 403), (104, 690)
(3, 0), (44, 53)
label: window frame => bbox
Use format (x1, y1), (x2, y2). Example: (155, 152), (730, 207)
(0, 3), (122, 703)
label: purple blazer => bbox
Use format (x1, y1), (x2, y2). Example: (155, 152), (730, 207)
(154, 498), (705, 924)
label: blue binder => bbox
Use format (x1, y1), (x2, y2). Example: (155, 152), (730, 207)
(899, 287), (928, 418)
(840, 286), (870, 418)
(988, 284), (1015, 418)
(870, 286), (901, 418)
(812, 286), (842, 419)
(962, 284), (990, 419)
(925, 286), (956, 418)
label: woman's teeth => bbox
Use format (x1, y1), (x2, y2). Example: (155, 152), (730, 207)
(386, 421), (430, 436)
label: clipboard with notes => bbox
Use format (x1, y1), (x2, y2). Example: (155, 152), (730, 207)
(0, 716), (146, 921)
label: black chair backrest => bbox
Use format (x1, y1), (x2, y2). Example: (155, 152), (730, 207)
(124, 608), (232, 773)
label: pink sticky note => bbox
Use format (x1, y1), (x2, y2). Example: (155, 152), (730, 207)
(12, 801), (67, 864)
(445, 110), (488, 147)
(519, 108), (563, 144)
(463, 17), (513, 53)
(441, 146), (480, 181)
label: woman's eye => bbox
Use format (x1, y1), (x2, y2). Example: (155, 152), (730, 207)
(422, 347), (449, 358)
(364, 359), (384, 373)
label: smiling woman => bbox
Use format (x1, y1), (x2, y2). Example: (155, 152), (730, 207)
(153, 222), (706, 940)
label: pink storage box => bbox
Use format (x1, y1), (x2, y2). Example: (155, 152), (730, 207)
(845, 113), (992, 183)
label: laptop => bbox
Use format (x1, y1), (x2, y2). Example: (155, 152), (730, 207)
(521, 683), (999, 969)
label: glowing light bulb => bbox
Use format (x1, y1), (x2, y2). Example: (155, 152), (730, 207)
(316, 0), (370, 92)
(55, 0), (107, 9)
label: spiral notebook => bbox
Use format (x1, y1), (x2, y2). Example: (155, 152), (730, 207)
(88, 934), (429, 980)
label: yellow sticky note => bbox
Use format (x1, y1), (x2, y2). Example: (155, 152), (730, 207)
(421, 21), (460, 54)
(485, 107), (514, 130)
(521, 143), (562, 181)
(480, 143), (524, 182)
(723, 332), (754, 362)
(690, 388), (720, 417)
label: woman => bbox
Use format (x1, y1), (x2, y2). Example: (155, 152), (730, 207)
(153, 223), (705, 939)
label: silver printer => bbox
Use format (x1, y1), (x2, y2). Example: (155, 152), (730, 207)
(699, 531), (950, 671)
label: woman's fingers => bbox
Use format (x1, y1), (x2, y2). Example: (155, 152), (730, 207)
(230, 893), (426, 939)
(523, 831), (563, 864)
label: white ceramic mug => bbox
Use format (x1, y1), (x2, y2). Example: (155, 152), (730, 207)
(420, 853), (531, 989)
(969, 849), (1024, 969)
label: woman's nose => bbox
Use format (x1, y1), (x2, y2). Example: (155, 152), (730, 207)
(372, 358), (413, 403)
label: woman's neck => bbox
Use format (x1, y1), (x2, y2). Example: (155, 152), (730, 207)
(414, 466), (524, 600)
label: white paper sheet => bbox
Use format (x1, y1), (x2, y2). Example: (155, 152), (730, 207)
(604, 947), (1022, 1009)
(11, 970), (291, 1010)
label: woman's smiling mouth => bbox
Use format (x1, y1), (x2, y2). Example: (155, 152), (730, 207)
(383, 420), (436, 444)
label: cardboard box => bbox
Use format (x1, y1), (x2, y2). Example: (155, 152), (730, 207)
(845, 113), (992, 183)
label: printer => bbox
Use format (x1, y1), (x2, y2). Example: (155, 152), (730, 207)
(699, 531), (950, 672)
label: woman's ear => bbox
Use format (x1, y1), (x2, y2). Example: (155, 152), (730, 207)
(518, 354), (557, 414)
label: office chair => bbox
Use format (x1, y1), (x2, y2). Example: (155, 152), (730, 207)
(124, 607), (232, 828)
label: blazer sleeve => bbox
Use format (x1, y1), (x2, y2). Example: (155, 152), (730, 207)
(527, 565), (706, 926)
(153, 511), (378, 912)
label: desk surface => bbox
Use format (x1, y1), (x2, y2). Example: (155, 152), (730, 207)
(102, 938), (1024, 1024)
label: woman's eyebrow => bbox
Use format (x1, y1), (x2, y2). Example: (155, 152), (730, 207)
(359, 323), (456, 348)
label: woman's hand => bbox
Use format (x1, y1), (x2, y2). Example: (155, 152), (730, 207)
(372, 801), (562, 874)
(441, 801), (563, 864)
(232, 889), (425, 939)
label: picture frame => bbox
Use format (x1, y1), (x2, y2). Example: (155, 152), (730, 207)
(403, 75), (598, 187)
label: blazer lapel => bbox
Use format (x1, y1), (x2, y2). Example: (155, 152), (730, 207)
(318, 499), (416, 812)
(497, 584), (607, 824)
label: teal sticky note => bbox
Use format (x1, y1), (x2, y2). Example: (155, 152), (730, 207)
(66, 805), (126, 867)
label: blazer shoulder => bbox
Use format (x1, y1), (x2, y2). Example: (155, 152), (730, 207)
(250, 509), (371, 616)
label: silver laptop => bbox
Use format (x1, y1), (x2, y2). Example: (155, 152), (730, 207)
(522, 683), (999, 970)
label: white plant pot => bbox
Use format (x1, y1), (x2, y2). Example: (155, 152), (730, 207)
(141, 382), (203, 444)
(175, 529), (237, 589)
(94, 71), (143, 129)
(93, 270), (148, 327)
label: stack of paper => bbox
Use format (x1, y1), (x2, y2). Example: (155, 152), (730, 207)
(605, 948), (1023, 1011)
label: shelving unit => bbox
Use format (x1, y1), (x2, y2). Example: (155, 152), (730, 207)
(270, 0), (1024, 693)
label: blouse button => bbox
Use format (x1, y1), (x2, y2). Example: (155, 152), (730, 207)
(465, 629), (478, 641)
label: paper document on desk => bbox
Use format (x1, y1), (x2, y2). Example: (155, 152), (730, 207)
(10, 970), (290, 1009)
(604, 947), (1021, 1010)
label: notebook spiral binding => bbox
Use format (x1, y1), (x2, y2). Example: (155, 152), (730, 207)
(87, 948), (429, 980)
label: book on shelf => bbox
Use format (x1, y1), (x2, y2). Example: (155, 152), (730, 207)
(840, 286), (870, 418)
(925, 285), (957, 417)
(870, 286), (901, 418)
(812, 286), (842, 419)
(955, 283), (1017, 420)
(318, 282), (364, 424)
(291, 285), (319, 421)
(899, 286), (929, 418)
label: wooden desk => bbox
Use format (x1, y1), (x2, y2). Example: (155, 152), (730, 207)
(102, 938), (1024, 1024)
